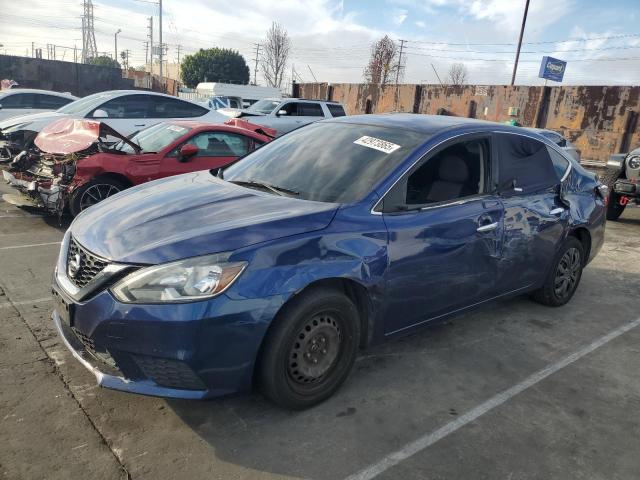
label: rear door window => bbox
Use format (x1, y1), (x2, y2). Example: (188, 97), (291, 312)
(37, 94), (73, 109)
(327, 104), (346, 117)
(496, 133), (558, 193)
(547, 147), (571, 180)
(298, 102), (324, 117)
(149, 97), (208, 118)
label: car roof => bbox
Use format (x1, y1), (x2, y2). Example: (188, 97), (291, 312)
(328, 113), (509, 135)
(0, 88), (77, 99)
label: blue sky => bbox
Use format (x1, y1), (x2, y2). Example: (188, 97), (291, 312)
(2, 0), (639, 85)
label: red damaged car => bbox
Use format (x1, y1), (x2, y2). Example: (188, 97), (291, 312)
(3, 118), (275, 217)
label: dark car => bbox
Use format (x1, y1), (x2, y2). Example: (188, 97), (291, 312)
(51, 114), (606, 409)
(3, 118), (274, 216)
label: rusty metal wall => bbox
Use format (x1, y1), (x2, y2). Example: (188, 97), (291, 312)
(299, 82), (640, 161)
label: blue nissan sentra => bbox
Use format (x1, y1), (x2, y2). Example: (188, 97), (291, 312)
(52, 114), (606, 409)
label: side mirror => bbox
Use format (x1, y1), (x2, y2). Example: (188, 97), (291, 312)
(178, 143), (198, 162)
(93, 109), (108, 118)
(0, 104), (3, 110)
(277, 109), (287, 116)
(557, 138), (567, 147)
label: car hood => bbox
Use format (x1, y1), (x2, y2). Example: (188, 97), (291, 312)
(70, 171), (339, 264)
(0, 111), (69, 132)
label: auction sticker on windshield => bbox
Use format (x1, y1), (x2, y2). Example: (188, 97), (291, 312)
(354, 136), (401, 154)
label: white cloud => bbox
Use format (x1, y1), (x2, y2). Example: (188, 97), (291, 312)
(392, 9), (408, 26)
(415, 20), (426, 28)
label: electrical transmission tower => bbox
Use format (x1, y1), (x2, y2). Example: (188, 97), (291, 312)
(81, 0), (98, 63)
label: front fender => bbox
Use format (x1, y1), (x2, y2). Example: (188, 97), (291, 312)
(225, 204), (390, 343)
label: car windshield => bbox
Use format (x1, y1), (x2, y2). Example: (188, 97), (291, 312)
(57, 92), (119, 115)
(118, 122), (192, 153)
(247, 99), (280, 114)
(223, 122), (425, 203)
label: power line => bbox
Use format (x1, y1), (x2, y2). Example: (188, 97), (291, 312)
(407, 32), (640, 47)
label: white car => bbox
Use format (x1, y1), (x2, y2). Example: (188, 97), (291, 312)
(0, 90), (227, 145)
(0, 89), (77, 122)
(218, 98), (347, 136)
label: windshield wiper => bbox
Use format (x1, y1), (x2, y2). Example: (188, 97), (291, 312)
(230, 180), (299, 197)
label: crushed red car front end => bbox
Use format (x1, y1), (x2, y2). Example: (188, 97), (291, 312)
(2, 118), (138, 215)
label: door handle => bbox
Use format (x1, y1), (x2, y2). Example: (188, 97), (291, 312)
(477, 222), (499, 233)
(134, 124), (146, 127)
(550, 207), (565, 215)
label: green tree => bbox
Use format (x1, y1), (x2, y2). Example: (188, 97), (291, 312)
(88, 56), (121, 69)
(180, 48), (250, 88)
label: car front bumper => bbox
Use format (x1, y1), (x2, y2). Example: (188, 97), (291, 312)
(613, 178), (639, 197)
(52, 277), (282, 400)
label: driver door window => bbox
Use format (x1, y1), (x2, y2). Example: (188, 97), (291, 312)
(92, 95), (149, 119)
(189, 132), (251, 157)
(383, 137), (490, 212)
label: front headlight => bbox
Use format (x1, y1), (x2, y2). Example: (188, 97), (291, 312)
(628, 155), (640, 170)
(111, 253), (247, 304)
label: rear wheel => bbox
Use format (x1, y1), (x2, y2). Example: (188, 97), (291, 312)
(600, 170), (626, 221)
(69, 178), (126, 217)
(258, 287), (360, 410)
(531, 236), (584, 307)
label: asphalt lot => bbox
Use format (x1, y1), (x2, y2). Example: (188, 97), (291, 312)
(1, 178), (640, 480)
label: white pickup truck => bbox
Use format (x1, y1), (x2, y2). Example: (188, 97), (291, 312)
(218, 98), (347, 136)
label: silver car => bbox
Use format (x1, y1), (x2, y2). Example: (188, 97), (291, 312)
(527, 128), (580, 161)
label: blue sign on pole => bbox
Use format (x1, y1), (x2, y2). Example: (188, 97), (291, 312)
(538, 56), (567, 82)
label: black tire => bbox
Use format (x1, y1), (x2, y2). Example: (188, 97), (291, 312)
(600, 169), (626, 221)
(531, 236), (585, 307)
(69, 177), (127, 217)
(258, 287), (360, 410)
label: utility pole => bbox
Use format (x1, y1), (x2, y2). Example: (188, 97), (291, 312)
(175, 44), (182, 79)
(114, 29), (121, 62)
(394, 39), (406, 111)
(31, 42), (34, 58)
(252, 43), (261, 85)
(148, 16), (153, 76)
(143, 40), (149, 67)
(511, 0), (530, 86)
(158, 0), (163, 83)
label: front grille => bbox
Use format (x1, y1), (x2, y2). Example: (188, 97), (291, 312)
(133, 355), (206, 391)
(67, 237), (109, 288)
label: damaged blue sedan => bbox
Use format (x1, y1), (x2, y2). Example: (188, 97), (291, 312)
(52, 114), (607, 409)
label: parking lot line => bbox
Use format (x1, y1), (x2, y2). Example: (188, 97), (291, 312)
(344, 316), (640, 480)
(0, 241), (61, 250)
(0, 297), (52, 309)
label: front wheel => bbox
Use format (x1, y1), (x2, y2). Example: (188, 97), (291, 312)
(531, 236), (584, 307)
(69, 178), (126, 217)
(258, 287), (360, 410)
